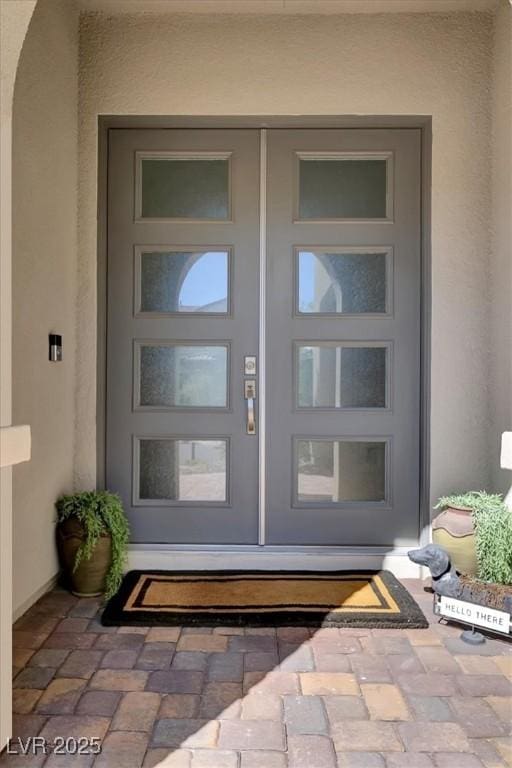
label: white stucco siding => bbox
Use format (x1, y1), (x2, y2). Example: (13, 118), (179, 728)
(491, 2), (512, 496)
(77, 11), (494, 511)
(12, 0), (78, 614)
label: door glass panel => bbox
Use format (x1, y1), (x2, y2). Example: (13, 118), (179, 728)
(297, 345), (387, 408)
(296, 440), (386, 503)
(139, 250), (229, 314)
(297, 250), (387, 314)
(140, 157), (230, 219)
(298, 157), (388, 219)
(139, 344), (228, 408)
(138, 439), (227, 502)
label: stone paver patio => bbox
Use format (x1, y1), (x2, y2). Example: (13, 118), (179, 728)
(2, 579), (511, 767)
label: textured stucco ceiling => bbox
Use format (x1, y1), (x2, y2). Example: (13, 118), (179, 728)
(79, 0), (499, 14)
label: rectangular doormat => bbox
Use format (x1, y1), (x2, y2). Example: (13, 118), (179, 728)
(102, 570), (428, 628)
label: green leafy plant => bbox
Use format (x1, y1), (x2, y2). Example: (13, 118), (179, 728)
(56, 491), (130, 599)
(435, 491), (512, 585)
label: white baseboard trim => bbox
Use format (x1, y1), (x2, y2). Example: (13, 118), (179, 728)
(128, 546), (422, 579)
(12, 573), (59, 623)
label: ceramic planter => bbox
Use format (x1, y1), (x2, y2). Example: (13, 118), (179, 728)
(432, 504), (478, 576)
(56, 517), (112, 597)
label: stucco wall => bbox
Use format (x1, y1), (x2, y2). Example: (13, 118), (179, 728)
(491, 0), (512, 496)
(0, 0), (37, 742)
(78, 11), (494, 511)
(12, 0), (78, 614)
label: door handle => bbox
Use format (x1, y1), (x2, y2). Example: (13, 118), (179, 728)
(244, 379), (256, 435)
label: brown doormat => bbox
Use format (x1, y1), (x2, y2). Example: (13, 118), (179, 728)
(102, 570), (428, 628)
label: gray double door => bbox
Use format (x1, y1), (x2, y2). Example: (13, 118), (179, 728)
(107, 127), (421, 548)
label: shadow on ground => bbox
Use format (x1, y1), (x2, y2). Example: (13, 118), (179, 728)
(3, 578), (512, 767)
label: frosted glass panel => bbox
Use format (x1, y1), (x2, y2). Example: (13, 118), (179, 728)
(298, 346), (386, 408)
(298, 158), (387, 219)
(298, 250), (387, 314)
(140, 250), (229, 314)
(140, 158), (229, 219)
(139, 345), (228, 408)
(139, 439), (227, 501)
(297, 440), (386, 503)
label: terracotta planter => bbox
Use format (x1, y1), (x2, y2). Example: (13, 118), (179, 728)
(432, 504), (478, 576)
(56, 517), (112, 597)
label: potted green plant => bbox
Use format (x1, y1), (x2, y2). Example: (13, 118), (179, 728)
(433, 491), (512, 583)
(56, 490), (130, 599)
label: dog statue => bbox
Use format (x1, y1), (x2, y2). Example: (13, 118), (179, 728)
(409, 543), (512, 644)
(407, 544), (463, 598)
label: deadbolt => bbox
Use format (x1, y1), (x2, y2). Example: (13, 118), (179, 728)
(244, 356), (257, 375)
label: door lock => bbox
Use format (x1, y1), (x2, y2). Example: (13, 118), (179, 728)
(244, 356), (257, 375)
(244, 379), (256, 399)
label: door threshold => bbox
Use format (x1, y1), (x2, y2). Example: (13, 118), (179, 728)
(128, 544), (422, 578)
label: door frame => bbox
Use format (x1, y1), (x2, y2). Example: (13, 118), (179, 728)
(96, 115), (432, 575)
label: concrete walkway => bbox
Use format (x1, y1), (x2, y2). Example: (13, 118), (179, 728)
(3, 579), (511, 767)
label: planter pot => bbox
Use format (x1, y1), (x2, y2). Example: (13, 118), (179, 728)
(434, 576), (512, 638)
(432, 504), (478, 576)
(458, 576), (512, 614)
(56, 517), (112, 597)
